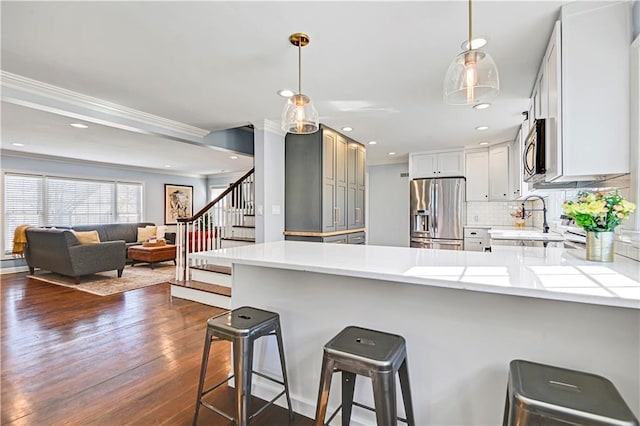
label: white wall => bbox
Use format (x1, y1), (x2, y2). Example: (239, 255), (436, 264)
(367, 163), (409, 247)
(253, 120), (285, 244)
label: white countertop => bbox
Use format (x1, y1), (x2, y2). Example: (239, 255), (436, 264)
(191, 241), (640, 309)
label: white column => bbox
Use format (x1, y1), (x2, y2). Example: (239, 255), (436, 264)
(252, 119), (285, 243)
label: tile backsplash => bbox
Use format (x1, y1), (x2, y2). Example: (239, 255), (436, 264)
(466, 201), (540, 227)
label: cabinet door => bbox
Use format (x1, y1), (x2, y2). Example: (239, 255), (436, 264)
(465, 150), (489, 201)
(437, 151), (464, 176)
(322, 131), (337, 232)
(356, 145), (366, 187)
(356, 145), (366, 228)
(508, 130), (522, 199)
(489, 145), (509, 201)
(347, 143), (357, 187)
(335, 135), (348, 231)
(545, 21), (562, 181)
(410, 153), (438, 178)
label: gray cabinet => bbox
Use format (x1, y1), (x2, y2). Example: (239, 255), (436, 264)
(285, 125), (366, 238)
(347, 142), (365, 229)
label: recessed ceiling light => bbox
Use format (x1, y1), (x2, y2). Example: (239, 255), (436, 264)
(368, 141), (377, 145)
(277, 89), (294, 97)
(479, 141), (489, 146)
(341, 126), (353, 132)
(11, 143), (25, 147)
(70, 123), (88, 129)
(164, 164), (172, 168)
(388, 152), (396, 156)
(229, 155), (239, 160)
(475, 125), (489, 131)
(473, 103), (491, 110)
(461, 37), (488, 50)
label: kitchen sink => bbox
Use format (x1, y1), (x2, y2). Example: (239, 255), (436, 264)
(487, 229), (565, 242)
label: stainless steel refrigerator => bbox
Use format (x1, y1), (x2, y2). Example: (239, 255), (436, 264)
(410, 177), (466, 250)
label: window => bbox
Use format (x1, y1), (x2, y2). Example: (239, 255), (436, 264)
(3, 173), (143, 254)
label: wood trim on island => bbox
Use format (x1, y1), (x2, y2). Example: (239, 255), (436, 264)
(283, 228), (365, 237)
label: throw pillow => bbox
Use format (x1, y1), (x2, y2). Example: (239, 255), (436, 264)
(73, 230), (101, 244)
(156, 225), (168, 240)
(137, 226), (157, 242)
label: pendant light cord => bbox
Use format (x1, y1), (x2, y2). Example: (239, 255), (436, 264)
(468, 0), (473, 50)
(298, 43), (302, 94)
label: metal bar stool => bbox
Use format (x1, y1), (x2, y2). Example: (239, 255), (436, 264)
(315, 326), (415, 426)
(503, 359), (639, 426)
(193, 306), (293, 426)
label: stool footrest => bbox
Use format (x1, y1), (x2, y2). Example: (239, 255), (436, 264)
(249, 389), (286, 421)
(252, 370), (286, 386)
(325, 401), (409, 425)
(200, 400), (234, 422)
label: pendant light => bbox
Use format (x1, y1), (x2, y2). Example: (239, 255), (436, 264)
(281, 33), (319, 134)
(443, 0), (499, 105)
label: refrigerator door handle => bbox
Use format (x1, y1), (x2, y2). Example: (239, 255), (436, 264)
(431, 181), (438, 237)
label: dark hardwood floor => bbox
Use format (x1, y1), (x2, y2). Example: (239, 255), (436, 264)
(1, 273), (313, 425)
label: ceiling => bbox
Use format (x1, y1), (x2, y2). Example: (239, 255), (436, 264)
(1, 1), (567, 174)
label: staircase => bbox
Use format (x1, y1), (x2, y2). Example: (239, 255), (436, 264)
(171, 168), (255, 308)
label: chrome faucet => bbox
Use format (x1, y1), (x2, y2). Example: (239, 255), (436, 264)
(521, 195), (549, 233)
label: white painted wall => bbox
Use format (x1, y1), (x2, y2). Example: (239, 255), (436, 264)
(630, 36), (640, 230)
(367, 163), (409, 247)
(253, 120), (285, 244)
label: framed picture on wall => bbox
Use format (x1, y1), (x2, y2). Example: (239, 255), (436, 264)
(164, 184), (193, 225)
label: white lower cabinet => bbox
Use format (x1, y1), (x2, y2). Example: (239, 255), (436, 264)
(464, 227), (490, 251)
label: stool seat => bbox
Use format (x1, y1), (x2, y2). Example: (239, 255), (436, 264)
(315, 326), (415, 426)
(207, 306), (280, 337)
(324, 326), (406, 371)
(194, 306), (293, 426)
(504, 359), (638, 426)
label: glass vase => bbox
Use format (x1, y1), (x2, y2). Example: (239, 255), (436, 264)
(586, 231), (614, 262)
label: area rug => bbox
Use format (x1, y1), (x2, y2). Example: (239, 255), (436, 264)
(27, 264), (175, 296)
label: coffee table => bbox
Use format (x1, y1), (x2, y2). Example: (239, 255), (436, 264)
(127, 244), (177, 269)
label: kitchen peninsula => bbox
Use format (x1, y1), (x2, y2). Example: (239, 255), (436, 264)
(191, 242), (640, 425)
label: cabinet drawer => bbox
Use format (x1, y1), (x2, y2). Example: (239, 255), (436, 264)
(347, 232), (366, 245)
(464, 237), (489, 251)
(464, 228), (490, 239)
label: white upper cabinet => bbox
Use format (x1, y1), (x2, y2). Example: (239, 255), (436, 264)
(465, 150), (489, 201)
(488, 145), (510, 201)
(538, 3), (630, 182)
(409, 150), (464, 179)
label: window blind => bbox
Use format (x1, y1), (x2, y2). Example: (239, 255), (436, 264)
(3, 173), (143, 254)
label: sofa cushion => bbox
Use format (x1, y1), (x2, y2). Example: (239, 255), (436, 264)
(71, 222), (154, 243)
(137, 226), (157, 242)
(73, 230), (101, 244)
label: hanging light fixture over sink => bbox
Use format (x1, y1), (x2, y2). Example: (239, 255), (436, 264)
(281, 32), (319, 134)
(443, 0), (499, 105)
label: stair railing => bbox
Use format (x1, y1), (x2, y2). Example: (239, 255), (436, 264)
(176, 168), (254, 282)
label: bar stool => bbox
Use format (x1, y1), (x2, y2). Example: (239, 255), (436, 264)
(193, 306), (293, 426)
(503, 359), (639, 426)
(314, 326), (415, 426)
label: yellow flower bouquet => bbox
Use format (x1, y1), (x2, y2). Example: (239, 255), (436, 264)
(563, 190), (636, 232)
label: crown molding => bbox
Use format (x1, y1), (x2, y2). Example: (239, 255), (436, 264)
(0, 71), (209, 139)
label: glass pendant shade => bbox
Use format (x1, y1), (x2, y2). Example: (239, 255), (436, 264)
(443, 49), (499, 105)
(281, 93), (319, 134)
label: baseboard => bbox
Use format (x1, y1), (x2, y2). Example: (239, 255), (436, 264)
(1, 265), (29, 275)
(170, 284), (231, 309)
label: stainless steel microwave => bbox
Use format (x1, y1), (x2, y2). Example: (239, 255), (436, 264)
(523, 118), (546, 183)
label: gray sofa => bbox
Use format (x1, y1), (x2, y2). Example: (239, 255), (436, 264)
(24, 222), (163, 283)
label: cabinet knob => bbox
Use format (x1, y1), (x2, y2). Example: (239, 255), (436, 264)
(433, 171), (437, 174)
(485, 195), (488, 198)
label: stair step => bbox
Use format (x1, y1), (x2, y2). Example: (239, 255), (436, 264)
(171, 280), (231, 297)
(232, 225), (255, 229)
(191, 264), (232, 275)
(221, 236), (255, 243)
